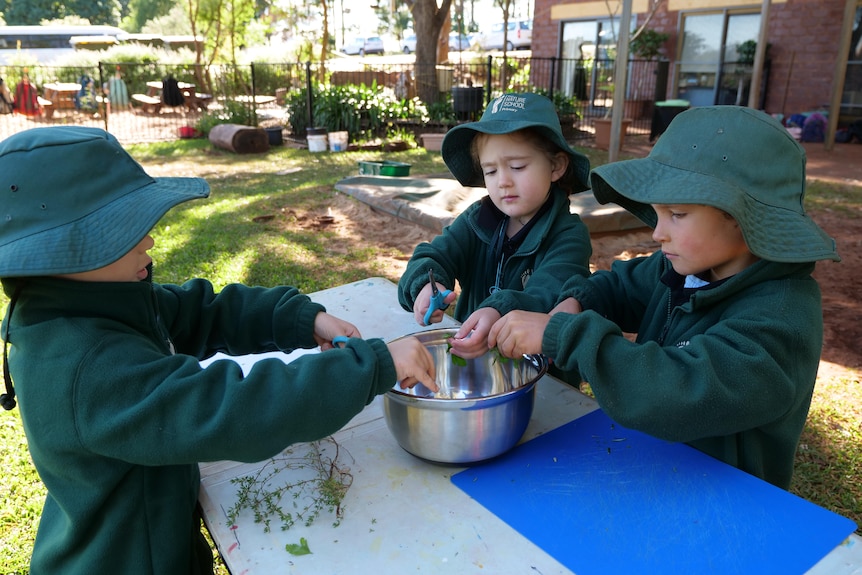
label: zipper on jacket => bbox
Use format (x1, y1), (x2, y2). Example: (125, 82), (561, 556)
(657, 291), (673, 346)
(148, 284), (176, 355)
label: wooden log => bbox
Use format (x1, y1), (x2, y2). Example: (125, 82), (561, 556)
(208, 124), (270, 154)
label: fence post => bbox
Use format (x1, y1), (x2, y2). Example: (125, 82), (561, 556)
(485, 55), (492, 103)
(250, 63), (259, 125)
(549, 57), (557, 99)
(98, 62), (108, 131)
(305, 61), (313, 129)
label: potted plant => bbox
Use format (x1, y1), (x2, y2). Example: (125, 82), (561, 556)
(630, 28), (670, 62)
(536, 90), (581, 140)
(419, 97), (456, 151)
(628, 28), (670, 118)
(552, 92), (581, 140)
(593, 74), (632, 150)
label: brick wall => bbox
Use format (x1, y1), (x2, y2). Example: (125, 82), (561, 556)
(531, 0), (848, 118)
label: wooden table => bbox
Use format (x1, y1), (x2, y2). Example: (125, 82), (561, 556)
(198, 277), (861, 574)
(145, 79), (196, 96)
(141, 80), (209, 112)
(42, 82), (82, 118)
(232, 94), (277, 106)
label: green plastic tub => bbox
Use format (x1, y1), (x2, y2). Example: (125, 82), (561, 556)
(358, 160), (411, 177)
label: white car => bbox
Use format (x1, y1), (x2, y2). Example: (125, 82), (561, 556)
(403, 32), (472, 53)
(449, 33), (471, 51)
(342, 36), (385, 56)
(473, 20), (532, 51)
(401, 34), (417, 54)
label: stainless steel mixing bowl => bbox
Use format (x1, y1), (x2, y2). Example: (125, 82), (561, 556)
(383, 328), (549, 464)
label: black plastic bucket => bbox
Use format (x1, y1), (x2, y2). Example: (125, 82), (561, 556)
(451, 87), (484, 121)
(265, 126), (283, 146)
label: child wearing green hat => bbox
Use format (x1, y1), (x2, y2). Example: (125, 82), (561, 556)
(398, 92), (593, 358)
(488, 106), (840, 489)
(0, 126), (437, 574)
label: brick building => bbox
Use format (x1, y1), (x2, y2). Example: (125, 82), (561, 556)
(529, 0), (861, 127)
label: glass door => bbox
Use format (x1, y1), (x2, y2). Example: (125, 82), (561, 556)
(841, 5), (862, 121)
(675, 10), (760, 107)
(560, 17), (629, 111)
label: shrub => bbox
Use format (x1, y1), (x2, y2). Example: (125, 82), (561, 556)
(284, 83), (427, 141)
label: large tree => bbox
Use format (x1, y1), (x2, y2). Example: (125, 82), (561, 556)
(123, 0), (174, 32)
(2, 0), (121, 25)
(409, 0), (452, 104)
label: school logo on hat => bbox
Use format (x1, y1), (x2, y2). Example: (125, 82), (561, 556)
(490, 94), (527, 114)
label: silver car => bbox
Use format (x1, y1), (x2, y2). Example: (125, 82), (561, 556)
(401, 34), (417, 54)
(474, 20), (532, 51)
(342, 36), (385, 56)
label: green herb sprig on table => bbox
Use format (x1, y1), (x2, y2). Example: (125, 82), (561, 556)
(285, 537), (312, 556)
(226, 437), (353, 535)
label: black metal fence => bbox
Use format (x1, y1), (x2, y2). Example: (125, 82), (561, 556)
(1, 56), (663, 145)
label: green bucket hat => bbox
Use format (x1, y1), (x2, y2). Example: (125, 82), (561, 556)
(441, 92), (591, 193)
(590, 106), (839, 263)
(0, 126), (210, 277)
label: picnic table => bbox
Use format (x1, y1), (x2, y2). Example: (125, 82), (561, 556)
(42, 82), (82, 117)
(131, 80), (211, 114)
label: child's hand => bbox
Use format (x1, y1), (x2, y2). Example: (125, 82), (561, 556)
(414, 282), (457, 326)
(488, 310), (550, 359)
(387, 337), (438, 392)
(551, 297), (582, 316)
(448, 307), (502, 359)
(313, 312), (362, 350)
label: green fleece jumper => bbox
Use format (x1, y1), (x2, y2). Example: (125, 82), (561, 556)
(398, 189), (591, 320)
(543, 252), (822, 489)
(2, 276), (399, 574)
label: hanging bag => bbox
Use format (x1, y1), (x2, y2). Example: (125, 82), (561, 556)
(0, 77), (13, 114)
(161, 75), (184, 107)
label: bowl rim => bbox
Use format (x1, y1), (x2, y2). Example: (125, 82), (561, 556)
(386, 378), (538, 404)
(386, 327), (549, 403)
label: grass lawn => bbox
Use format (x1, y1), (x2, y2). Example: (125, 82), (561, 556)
(0, 139), (859, 574)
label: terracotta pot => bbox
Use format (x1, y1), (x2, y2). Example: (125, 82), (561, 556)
(420, 132), (446, 152)
(593, 117), (633, 150)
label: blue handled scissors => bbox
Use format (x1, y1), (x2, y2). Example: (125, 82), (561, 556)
(424, 269), (453, 326)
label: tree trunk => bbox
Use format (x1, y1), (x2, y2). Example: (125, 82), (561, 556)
(412, 0), (453, 104)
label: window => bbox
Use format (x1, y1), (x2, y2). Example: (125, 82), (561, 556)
(674, 10), (761, 107)
(841, 5), (862, 120)
(559, 18), (634, 107)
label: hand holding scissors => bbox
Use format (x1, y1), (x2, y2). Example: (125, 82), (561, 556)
(423, 269), (453, 326)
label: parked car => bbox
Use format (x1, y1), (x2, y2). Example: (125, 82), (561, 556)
(449, 32), (471, 51)
(342, 36), (385, 56)
(401, 34), (417, 54)
(473, 20), (532, 51)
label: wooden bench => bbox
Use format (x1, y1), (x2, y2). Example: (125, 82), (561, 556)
(131, 93), (161, 114)
(37, 96), (54, 119)
(185, 92), (213, 111)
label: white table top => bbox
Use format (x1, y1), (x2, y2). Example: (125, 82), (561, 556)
(198, 277), (861, 574)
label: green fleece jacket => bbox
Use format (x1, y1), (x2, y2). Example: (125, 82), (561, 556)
(543, 253), (822, 489)
(1, 276), (398, 574)
(398, 189), (591, 320)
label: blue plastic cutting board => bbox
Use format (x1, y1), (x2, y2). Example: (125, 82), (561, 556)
(451, 409), (857, 575)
